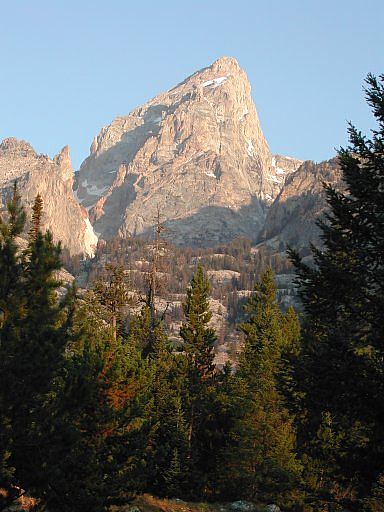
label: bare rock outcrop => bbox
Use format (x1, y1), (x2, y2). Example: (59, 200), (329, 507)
(75, 57), (301, 246)
(0, 138), (97, 256)
(259, 158), (343, 250)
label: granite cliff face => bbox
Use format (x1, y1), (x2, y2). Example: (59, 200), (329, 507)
(259, 158), (343, 250)
(0, 138), (97, 256)
(75, 57), (302, 246)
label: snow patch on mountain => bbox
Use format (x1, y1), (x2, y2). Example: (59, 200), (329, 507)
(202, 76), (228, 88)
(83, 217), (98, 257)
(247, 139), (254, 156)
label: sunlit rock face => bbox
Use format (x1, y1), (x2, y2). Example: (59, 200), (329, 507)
(0, 138), (97, 256)
(75, 57), (301, 246)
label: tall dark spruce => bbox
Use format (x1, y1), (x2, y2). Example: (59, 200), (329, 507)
(0, 190), (67, 509)
(179, 264), (218, 495)
(222, 268), (302, 506)
(0, 183), (26, 508)
(289, 74), (384, 508)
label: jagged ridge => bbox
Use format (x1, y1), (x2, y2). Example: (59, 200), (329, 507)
(75, 56), (302, 246)
(0, 138), (97, 256)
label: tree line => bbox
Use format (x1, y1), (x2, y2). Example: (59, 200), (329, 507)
(0, 74), (383, 511)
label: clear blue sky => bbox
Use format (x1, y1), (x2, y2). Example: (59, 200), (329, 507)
(1, 0), (383, 170)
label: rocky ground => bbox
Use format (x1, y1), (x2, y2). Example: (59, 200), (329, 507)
(112, 494), (280, 512)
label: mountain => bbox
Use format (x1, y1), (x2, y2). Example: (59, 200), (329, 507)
(259, 158), (343, 251)
(74, 57), (302, 246)
(0, 57), (342, 259)
(0, 138), (97, 256)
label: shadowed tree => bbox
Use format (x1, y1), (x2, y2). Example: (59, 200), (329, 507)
(289, 74), (384, 508)
(179, 265), (220, 495)
(222, 269), (302, 507)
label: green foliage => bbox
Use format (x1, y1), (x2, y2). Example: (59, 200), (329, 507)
(145, 351), (189, 497)
(128, 300), (170, 358)
(0, 194), (151, 511)
(128, 302), (152, 353)
(179, 265), (219, 494)
(93, 263), (131, 340)
(222, 269), (302, 506)
(163, 448), (184, 497)
(279, 307), (304, 419)
(28, 192), (43, 240)
(289, 74), (384, 507)
(0, 190), (69, 508)
(42, 291), (151, 511)
(86, 233), (294, 335)
(180, 264), (217, 392)
(0, 182), (25, 328)
(0, 185), (27, 505)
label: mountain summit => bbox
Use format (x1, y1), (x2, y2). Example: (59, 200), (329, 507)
(0, 138), (97, 256)
(75, 57), (302, 246)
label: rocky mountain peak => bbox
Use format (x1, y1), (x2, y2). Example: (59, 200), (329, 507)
(74, 57), (302, 246)
(211, 56), (241, 72)
(54, 145), (73, 182)
(0, 58), (338, 260)
(0, 137), (36, 156)
(54, 144), (71, 164)
(171, 55), (244, 94)
(0, 138), (97, 256)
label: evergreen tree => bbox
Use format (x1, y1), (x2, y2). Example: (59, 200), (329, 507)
(128, 302), (152, 355)
(223, 269), (302, 507)
(94, 263), (130, 340)
(145, 350), (189, 497)
(279, 307), (303, 418)
(0, 182), (26, 336)
(206, 362), (240, 500)
(127, 299), (189, 496)
(28, 192), (43, 240)
(40, 290), (151, 512)
(128, 299), (167, 358)
(163, 447), (184, 497)
(0, 183), (27, 508)
(289, 74), (384, 507)
(0, 192), (69, 508)
(180, 264), (216, 394)
(179, 264), (218, 495)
